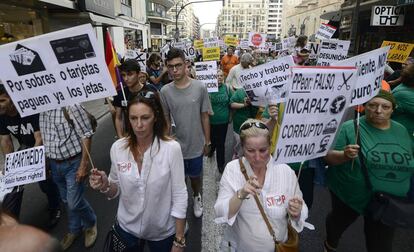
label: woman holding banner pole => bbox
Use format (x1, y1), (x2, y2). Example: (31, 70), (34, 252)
(323, 90), (414, 252)
(89, 92), (188, 251)
(214, 119), (309, 252)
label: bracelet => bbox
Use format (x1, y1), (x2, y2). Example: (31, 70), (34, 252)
(237, 189), (249, 200)
(173, 236), (186, 248)
(99, 181), (111, 194)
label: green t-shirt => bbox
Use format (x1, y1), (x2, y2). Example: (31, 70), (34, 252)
(230, 89), (258, 134)
(209, 84), (231, 125)
(327, 116), (414, 214)
(392, 83), (414, 147)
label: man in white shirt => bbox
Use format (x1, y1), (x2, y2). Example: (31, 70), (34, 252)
(226, 53), (254, 90)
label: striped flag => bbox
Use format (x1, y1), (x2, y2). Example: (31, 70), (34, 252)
(104, 29), (121, 88)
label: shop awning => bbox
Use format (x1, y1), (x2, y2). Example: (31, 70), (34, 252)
(89, 13), (123, 27)
(320, 10), (341, 21)
(39, 0), (76, 9)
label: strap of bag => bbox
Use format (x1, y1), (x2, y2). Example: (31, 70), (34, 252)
(238, 158), (279, 245)
(62, 107), (75, 129)
(354, 119), (373, 190)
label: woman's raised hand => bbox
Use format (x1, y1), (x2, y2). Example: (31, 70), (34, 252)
(240, 175), (262, 198)
(287, 196), (303, 219)
(89, 168), (109, 191)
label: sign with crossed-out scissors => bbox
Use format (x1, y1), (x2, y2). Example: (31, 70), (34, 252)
(125, 50), (147, 70)
(335, 46), (390, 106)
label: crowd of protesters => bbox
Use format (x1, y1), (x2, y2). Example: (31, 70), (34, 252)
(0, 34), (413, 252)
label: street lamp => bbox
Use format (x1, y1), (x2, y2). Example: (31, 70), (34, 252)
(300, 16), (310, 35)
(174, 0), (223, 42)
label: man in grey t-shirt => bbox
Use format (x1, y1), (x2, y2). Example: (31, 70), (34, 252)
(160, 48), (211, 218)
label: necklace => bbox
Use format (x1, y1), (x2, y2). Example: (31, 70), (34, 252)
(135, 142), (151, 164)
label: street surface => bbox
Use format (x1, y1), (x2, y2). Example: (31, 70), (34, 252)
(13, 99), (414, 252)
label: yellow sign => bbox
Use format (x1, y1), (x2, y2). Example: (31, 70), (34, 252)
(224, 36), (238, 47)
(194, 39), (204, 49)
(381, 41), (414, 63)
(202, 47), (220, 61)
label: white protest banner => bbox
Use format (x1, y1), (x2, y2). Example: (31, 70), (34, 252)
(315, 23), (337, 40)
(259, 42), (273, 53)
(125, 50), (147, 70)
(172, 41), (186, 50)
(371, 6), (405, 26)
(239, 40), (250, 49)
(335, 46), (390, 106)
(3, 146), (46, 188)
(183, 46), (196, 60)
(195, 61), (218, 92)
(0, 24), (116, 117)
(248, 32), (266, 48)
(0, 175), (13, 201)
(161, 43), (170, 61)
(203, 37), (219, 48)
(317, 39), (350, 66)
(282, 36), (296, 51)
(306, 42), (320, 60)
(274, 66), (357, 164)
(238, 56), (295, 106)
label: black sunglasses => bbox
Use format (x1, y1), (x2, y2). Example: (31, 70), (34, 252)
(138, 91), (156, 99)
(240, 122), (268, 132)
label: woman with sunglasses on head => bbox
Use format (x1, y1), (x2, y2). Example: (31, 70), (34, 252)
(89, 91), (188, 252)
(214, 119), (309, 252)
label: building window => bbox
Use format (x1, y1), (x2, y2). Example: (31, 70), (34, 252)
(121, 0), (132, 16)
(150, 23), (162, 35)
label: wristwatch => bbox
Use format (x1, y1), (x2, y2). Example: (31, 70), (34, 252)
(237, 189), (249, 200)
(173, 236), (186, 248)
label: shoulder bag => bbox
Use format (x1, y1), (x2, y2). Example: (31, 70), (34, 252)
(103, 221), (128, 252)
(238, 158), (299, 252)
(354, 120), (414, 229)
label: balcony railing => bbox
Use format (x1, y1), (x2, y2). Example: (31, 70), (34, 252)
(147, 12), (173, 22)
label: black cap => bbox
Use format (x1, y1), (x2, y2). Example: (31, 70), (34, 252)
(120, 59), (141, 72)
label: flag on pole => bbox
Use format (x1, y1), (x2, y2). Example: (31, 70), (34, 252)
(105, 29), (121, 88)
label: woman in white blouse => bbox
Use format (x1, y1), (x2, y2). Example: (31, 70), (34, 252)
(89, 91), (188, 251)
(214, 119), (308, 252)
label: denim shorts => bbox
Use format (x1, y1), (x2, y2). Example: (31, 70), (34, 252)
(184, 155), (203, 177)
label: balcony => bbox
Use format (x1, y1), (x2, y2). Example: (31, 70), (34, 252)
(151, 0), (175, 9)
(148, 12), (174, 23)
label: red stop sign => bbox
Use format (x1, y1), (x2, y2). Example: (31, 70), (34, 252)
(251, 34), (263, 47)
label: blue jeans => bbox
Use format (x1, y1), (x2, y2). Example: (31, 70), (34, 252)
(49, 155), (96, 234)
(115, 224), (175, 252)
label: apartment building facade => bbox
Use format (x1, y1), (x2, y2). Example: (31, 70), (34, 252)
(217, 0), (268, 39)
(166, 0), (199, 40)
(281, 0), (342, 39)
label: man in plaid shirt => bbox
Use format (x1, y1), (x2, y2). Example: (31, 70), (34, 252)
(40, 104), (97, 250)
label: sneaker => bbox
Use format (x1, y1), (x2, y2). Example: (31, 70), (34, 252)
(193, 194), (203, 218)
(47, 208), (61, 228)
(84, 222), (97, 248)
(61, 233), (79, 250)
